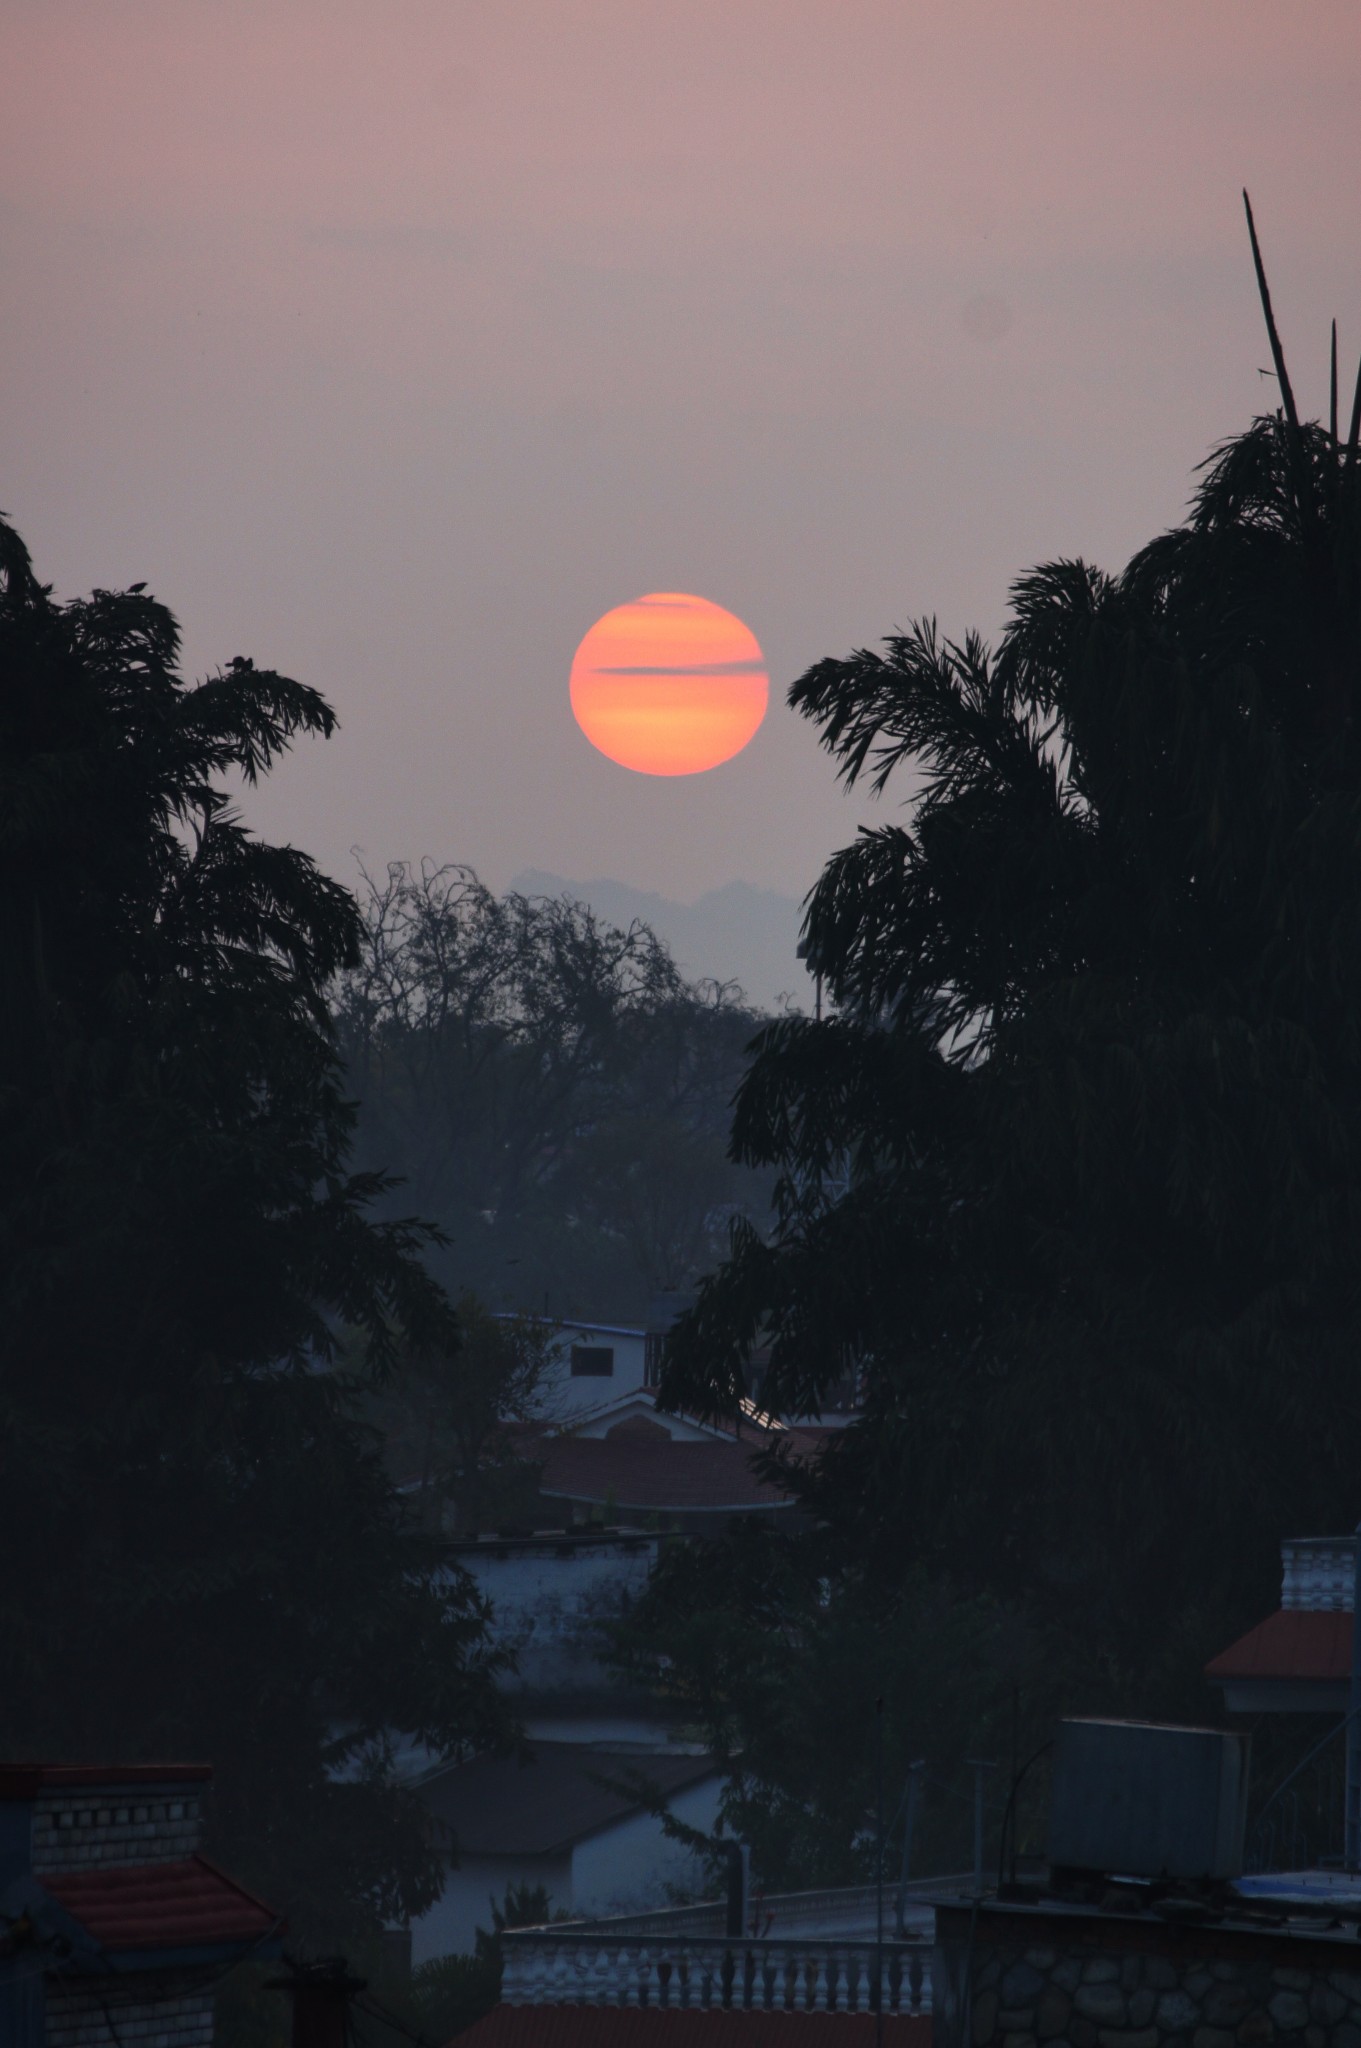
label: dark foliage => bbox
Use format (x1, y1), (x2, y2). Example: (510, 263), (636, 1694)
(402, 1883), (568, 2043)
(608, 1521), (1045, 1892)
(0, 520), (510, 1942)
(361, 1293), (555, 1536)
(660, 241), (1361, 1688)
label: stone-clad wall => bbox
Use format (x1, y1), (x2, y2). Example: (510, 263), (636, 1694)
(966, 1938), (1361, 2048)
(934, 1910), (1361, 2048)
(31, 1789), (203, 1872)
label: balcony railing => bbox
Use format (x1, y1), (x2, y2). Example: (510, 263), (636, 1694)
(501, 1933), (932, 2013)
(1281, 1536), (1356, 1612)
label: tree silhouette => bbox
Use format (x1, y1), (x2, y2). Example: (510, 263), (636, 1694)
(0, 520), (508, 1938)
(660, 201), (1361, 1685)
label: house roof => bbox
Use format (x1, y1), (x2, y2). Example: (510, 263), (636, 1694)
(537, 1437), (795, 1514)
(0, 1764), (211, 1798)
(548, 1391), (736, 1444)
(448, 1528), (659, 1557)
(457, 2007), (933, 2046)
(556, 1323), (647, 1341)
(44, 1854), (278, 1953)
(1204, 1608), (1353, 1682)
(495, 1315), (647, 1340)
(418, 1743), (721, 1858)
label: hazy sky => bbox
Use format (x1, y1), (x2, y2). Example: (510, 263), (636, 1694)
(5, 1), (1361, 908)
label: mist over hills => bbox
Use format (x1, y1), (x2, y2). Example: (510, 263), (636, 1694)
(511, 869), (811, 1014)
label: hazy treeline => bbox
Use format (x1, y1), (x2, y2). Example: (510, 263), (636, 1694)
(333, 859), (775, 1323)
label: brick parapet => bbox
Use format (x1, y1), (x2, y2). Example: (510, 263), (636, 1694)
(31, 1790), (202, 1872)
(46, 1978), (214, 2048)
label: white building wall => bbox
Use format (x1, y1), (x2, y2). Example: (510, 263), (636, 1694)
(540, 1324), (650, 1419)
(410, 1776), (724, 1964)
(412, 1852), (574, 1965)
(454, 1537), (659, 1694)
(569, 1775), (724, 1920)
(521, 1715), (690, 1749)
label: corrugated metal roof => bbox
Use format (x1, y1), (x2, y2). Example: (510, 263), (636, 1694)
(457, 2008), (932, 2047)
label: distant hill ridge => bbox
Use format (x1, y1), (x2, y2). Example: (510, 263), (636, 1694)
(510, 869), (810, 1014)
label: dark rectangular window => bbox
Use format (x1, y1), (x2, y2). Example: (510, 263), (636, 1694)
(570, 1346), (614, 1378)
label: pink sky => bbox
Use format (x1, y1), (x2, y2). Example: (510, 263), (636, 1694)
(4, 1), (1360, 909)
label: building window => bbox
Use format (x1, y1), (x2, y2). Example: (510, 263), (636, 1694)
(644, 1333), (664, 1387)
(570, 1345), (614, 1377)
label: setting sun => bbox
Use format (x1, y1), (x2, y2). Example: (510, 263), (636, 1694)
(569, 593), (769, 776)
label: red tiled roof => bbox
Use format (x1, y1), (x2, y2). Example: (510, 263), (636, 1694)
(0, 1764), (211, 1798)
(44, 1855), (279, 1953)
(457, 2009), (932, 2048)
(1204, 1608), (1353, 1682)
(538, 1437), (794, 1514)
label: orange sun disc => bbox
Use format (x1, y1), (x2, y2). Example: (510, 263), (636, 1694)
(570, 592), (769, 776)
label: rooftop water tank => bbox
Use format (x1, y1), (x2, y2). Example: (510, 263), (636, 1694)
(1047, 1718), (1250, 1881)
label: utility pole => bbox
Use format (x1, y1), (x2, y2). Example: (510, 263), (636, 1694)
(969, 1760), (997, 1893)
(875, 1697), (885, 2048)
(1348, 1524), (1361, 1871)
(1009, 1687), (1020, 1887)
(895, 1760), (926, 1937)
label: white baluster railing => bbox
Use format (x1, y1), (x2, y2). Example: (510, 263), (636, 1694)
(501, 1932), (932, 2014)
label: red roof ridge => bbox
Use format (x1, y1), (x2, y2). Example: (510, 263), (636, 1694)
(0, 1763), (212, 1798)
